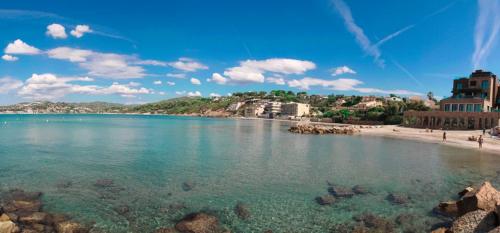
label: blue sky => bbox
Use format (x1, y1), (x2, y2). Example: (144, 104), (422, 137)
(0, 0), (499, 104)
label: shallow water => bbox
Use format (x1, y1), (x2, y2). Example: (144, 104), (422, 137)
(0, 114), (499, 233)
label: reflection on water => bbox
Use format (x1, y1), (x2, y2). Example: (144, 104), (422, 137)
(0, 114), (499, 232)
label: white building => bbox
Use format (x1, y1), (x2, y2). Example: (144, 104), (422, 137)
(244, 104), (265, 117)
(264, 102), (282, 118)
(281, 103), (310, 117)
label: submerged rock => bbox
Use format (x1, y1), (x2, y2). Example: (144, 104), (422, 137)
(155, 228), (179, 233)
(175, 213), (219, 233)
(94, 179), (114, 188)
(315, 194), (336, 205)
(182, 182), (194, 192)
(450, 210), (497, 233)
(56, 221), (88, 233)
(234, 202), (250, 220)
(352, 185), (370, 195)
(434, 201), (458, 218)
(386, 193), (410, 205)
(352, 213), (395, 232)
(328, 186), (355, 198)
(457, 181), (500, 216)
(56, 180), (73, 189)
(18, 212), (49, 225)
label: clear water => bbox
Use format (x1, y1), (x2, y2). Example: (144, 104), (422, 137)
(0, 114), (499, 233)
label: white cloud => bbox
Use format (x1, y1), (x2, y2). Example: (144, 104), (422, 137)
(175, 91), (186, 95)
(47, 47), (93, 62)
(0, 77), (23, 94)
(331, 66), (356, 76)
(266, 77), (286, 85)
(331, 0), (384, 67)
(2, 54), (18, 61)
(287, 77), (421, 96)
(153, 80), (162, 85)
(166, 81), (175, 86)
(472, 0), (500, 69)
(17, 73), (151, 100)
(158, 91), (166, 95)
(240, 58), (316, 74)
(168, 57), (208, 72)
(209, 93), (221, 97)
(46, 23), (67, 39)
(127, 81), (141, 87)
(134, 59), (167, 66)
(47, 47), (149, 79)
(206, 73), (228, 84)
(166, 73), (186, 79)
(190, 77), (201, 85)
(217, 58), (315, 84)
(4, 39), (40, 55)
(70, 25), (92, 38)
(187, 91), (202, 97)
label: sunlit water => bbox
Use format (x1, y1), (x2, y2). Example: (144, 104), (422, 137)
(0, 114), (499, 233)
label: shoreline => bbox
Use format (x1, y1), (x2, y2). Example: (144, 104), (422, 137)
(237, 117), (500, 154)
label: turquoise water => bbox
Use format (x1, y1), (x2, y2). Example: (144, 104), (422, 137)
(0, 114), (499, 233)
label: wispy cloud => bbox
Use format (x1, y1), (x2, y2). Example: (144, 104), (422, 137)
(331, 0), (384, 67)
(0, 9), (64, 20)
(373, 25), (415, 48)
(391, 60), (425, 88)
(472, 0), (500, 69)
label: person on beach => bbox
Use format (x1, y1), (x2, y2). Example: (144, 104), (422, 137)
(483, 128), (486, 135)
(442, 131), (447, 142)
(478, 135), (483, 149)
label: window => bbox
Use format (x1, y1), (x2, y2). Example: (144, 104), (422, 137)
(466, 104), (473, 112)
(459, 104), (465, 112)
(474, 104), (482, 112)
(456, 83), (463, 90)
(470, 81), (477, 86)
(452, 104), (458, 112)
(481, 80), (489, 89)
(444, 104), (451, 112)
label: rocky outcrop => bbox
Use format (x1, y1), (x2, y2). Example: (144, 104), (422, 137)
(457, 182), (500, 216)
(328, 186), (355, 198)
(0, 189), (88, 233)
(386, 193), (410, 205)
(288, 124), (360, 135)
(432, 182), (500, 233)
(450, 210), (497, 233)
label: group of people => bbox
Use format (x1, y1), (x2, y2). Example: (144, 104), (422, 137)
(442, 129), (486, 149)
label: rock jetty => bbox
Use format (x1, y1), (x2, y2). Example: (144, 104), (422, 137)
(0, 188), (87, 233)
(432, 181), (500, 233)
(288, 124), (360, 135)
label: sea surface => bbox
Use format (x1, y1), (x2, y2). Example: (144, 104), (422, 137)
(0, 114), (499, 233)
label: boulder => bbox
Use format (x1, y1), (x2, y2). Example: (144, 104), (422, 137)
(457, 182), (500, 216)
(56, 221), (88, 233)
(175, 213), (219, 233)
(315, 194), (336, 205)
(434, 201), (458, 217)
(0, 221), (19, 233)
(19, 212), (48, 224)
(386, 193), (410, 205)
(3, 200), (42, 213)
(328, 186), (355, 198)
(450, 210), (497, 233)
(234, 202), (250, 220)
(458, 187), (474, 198)
(0, 214), (10, 222)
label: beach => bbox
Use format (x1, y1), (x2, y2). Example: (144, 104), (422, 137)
(360, 126), (500, 154)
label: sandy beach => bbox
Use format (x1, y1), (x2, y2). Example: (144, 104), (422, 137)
(360, 126), (500, 154)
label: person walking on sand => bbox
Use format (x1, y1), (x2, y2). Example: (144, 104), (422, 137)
(478, 135), (483, 149)
(483, 128), (486, 135)
(442, 131), (447, 142)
